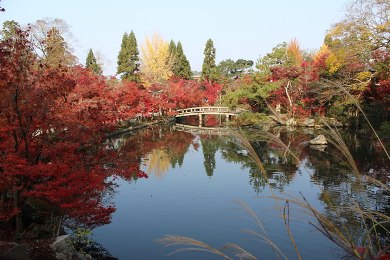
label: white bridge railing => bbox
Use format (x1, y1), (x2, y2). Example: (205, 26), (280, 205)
(175, 106), (239, 117)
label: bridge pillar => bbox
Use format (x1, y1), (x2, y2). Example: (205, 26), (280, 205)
(226, 114), (229, 123)
(199, 114), (203, 127)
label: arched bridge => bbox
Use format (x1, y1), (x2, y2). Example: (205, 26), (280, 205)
(175, 106), (242, 126)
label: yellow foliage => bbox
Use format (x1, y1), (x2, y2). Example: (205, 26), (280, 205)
(145, 148), (171, 177)
(328, 24), (343, 37)
(351, 71), (372, 91)
(140, 33), (174, 87)
(376, 21), (390, 33)
(325, 52), (343, 74)
(355, 71), (371, 82)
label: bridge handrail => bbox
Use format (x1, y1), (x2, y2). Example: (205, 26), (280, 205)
(176, 106), (238, 115)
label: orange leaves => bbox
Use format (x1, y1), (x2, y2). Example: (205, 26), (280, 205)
(287, 39), (303, 66)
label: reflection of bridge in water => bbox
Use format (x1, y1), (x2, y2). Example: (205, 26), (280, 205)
(173, 123), (235, 136)
(175, 106), (242, 127)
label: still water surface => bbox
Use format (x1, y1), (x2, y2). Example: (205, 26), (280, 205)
(91, 124), (388, 259)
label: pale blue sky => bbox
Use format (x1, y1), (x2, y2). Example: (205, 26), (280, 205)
(0, 0), (349, 76)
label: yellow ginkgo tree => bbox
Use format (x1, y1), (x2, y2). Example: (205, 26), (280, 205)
(140, 33), (175, 87)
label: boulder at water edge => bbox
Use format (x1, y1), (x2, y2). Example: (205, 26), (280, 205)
(309, 134), (327, 145)
(51, 235), (90, 260)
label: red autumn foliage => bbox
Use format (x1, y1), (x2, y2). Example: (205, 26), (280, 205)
(111, 80), (151, 119)
(166, 78), (204, 109)
(202, 81), (223, 105)
(270, 66), (301, 81)
(267, 62), (325, 117)
(0, 29), (122, 235)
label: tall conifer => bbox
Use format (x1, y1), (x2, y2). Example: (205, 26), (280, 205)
(201, 39), (216, 81)
(169, 40), (179, 76)
(117, 31), (140, 82)
(168, 40), (177, 58)
(175, 41), (192, 79)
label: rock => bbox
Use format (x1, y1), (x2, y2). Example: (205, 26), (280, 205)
(309, 144), (327, 151)
(309, 134), (327, 145)
(51, 235), (89, 260)
(285, 118), (296, 126)
(286, 125), (295, 132)
(0, 241), (29, 260)
(328, 118), (343, 127)
(302, 118), (315, 127)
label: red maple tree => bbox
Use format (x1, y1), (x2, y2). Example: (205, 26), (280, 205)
(0, 29), (121, 237)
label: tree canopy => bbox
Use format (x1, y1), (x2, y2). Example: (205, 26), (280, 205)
(174, 41), (192, 79)
(201, 38), (217, 81)
(0, 20), (21, 40)
(217, 58), (253, 80)
(29, 18), (77, 67)
(140, 33), (174, 86)
(117, 31), (140, 82)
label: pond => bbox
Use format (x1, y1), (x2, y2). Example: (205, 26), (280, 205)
(88, 123), (389, 259)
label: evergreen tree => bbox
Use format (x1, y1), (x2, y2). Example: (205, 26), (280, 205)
(117, 31), (140, 82)
(201, 38), (217, 81)
(43, 27), (77, 67)
(169, 40), (178, 75)
(175, 41), (192, 79)
(85, 48), (102, 75)
(168, 40), (177, 58)
(201, 137), (219, 177)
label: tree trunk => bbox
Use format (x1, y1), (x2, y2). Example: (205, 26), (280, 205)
(285, 81), (294, 117)
(284, 81), (293, 108)
(14, 191), (23, 233)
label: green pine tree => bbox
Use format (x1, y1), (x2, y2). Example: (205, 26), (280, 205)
(201, 137), (219, 177)
(201, 38), (217, 81)
(169, 40), (178, 75)
(175, 41), (192, 79)
(117, 31), (140, 82)
(168, 40), (177, 58)
(85, 48), (102, 75)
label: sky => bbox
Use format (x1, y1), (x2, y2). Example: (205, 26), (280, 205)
(0, 0), (350, 76)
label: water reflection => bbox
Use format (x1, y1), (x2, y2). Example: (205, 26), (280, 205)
(145, 149), (171, 177)
(98, 124), (389, 259)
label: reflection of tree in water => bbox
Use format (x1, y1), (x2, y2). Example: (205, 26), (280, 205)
(223, 127), (389, 249)
(340, 129), (389, 182)
(163, 130), (194, 169)
(145, 148), (171, 177)
(200, 135), (221, 177)
(308, 130), (390, 250)
(219, 130), (301, 194)
(219, 137), (267, 193)
(110, 126), (196, 179)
